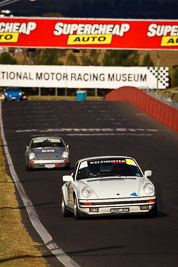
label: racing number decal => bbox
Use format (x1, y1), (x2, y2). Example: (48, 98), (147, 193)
(125, 159), (136, 166)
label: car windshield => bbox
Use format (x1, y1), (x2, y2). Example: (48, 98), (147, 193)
(76, 158), (142, 180)
(6, 87), (21, 92)
(30, 138), (65, 148)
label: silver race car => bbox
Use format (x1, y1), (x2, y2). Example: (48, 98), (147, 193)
(62, 156), (157, 219)
(25, 137), (70, 170)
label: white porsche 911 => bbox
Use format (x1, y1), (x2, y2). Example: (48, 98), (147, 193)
(62, 156), (157, 219)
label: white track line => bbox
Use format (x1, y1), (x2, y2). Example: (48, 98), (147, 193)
(0, 0), (19, 8)
(15, 128), (158, 133)
(0, 102), (80, 267)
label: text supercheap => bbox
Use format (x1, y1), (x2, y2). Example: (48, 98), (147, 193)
(53, 23), (130, 36)
(0, 22), (37, 35)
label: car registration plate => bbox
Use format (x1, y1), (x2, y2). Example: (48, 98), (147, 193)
(45, 164), (55, 168)
(110, 208), (129, 213)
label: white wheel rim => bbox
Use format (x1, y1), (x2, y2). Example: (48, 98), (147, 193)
(74, 199), (77, 217)
(62, 197), (65, 214)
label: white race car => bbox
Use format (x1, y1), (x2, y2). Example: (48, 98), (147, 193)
(62, 156), (157, 219)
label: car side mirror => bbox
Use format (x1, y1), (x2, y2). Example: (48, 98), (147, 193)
(144, 170), (152, 178)
(63, 175), (73, 182)
(67, 144), (70, 149)
(26, 146), (29, 151)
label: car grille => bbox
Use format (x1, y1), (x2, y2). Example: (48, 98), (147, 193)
(79, 198), (156, 206)
(37, 154), (60, 160)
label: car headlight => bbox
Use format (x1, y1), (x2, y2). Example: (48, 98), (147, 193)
(19, 92), (22, 96)
(62, 151), (69, 159)
(81, 186), (92, 198)
(29, 152), (35, 160)
(143, 183), (154, 195)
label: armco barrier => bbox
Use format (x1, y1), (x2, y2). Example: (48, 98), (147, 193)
(105, 86), (178, 132)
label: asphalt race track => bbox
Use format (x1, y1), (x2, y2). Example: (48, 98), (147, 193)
(2, 100), (178, 267)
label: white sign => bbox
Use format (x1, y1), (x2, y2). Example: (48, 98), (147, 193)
(0, 65), (169, 89)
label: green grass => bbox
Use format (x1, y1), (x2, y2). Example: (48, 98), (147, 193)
(0, 138), (48, 267)
(27, 95), (104, 101)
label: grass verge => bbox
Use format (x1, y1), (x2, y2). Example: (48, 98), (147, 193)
(27, 95), (104, 101)
(0, 138), (48, 267)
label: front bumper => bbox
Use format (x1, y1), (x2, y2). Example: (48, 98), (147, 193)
(28, 159), (70, 169)
(5, 96), (22, 101)
(78, 196), (156, 216)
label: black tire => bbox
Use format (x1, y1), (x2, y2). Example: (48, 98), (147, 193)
(26, 164), (33, 171)
(64, 163), (70, 170)
(67, 163), (71, 170)
(73, 196), (82, 220)
(148, 203), (157, 218)
(62, 194), (72, 217)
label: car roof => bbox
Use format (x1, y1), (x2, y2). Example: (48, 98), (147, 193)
(31, 136), (63, 140)
(5, 87), (21, 90)
(30, 137), (65, 143)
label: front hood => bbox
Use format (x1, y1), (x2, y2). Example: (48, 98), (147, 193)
(30, 147), (66, 160)
(7, 92), (21, 97)
(79, 177), (141, 198)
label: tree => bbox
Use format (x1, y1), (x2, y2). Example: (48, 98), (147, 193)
(42, 12), (63, 17)
(23, 48), (41, 65)
(66, 53), (78, 65)
(89, 50), (101, 66)
(102, 50), (139, 66)
(35, 49), (63, 65)
(173, 68), (178, 87)
(80, 49), (101, 66)
(141, 52), (154, 66)
(0, 52), (17, 64)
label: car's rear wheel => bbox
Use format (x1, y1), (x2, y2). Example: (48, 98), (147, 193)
(74, 196), (81, 220)
(62, 194), (72, 217)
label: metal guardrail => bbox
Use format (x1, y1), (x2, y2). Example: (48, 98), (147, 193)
(143, 90), (178, 109)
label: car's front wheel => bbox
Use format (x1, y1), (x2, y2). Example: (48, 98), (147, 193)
(26, 164), (33, 171)
(65, 163), (70, 170)
(73, 196), (81, 220)
(62, 194), (72, 217)
(148, 203), (157, 218)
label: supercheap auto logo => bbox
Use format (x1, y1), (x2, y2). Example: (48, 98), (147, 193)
(0, 22), (36, 42)
(53, 22), (130, 45)
(147, 23), (178, 46)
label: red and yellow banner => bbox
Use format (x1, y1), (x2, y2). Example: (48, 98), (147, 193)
(0, 17), (178, 49)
